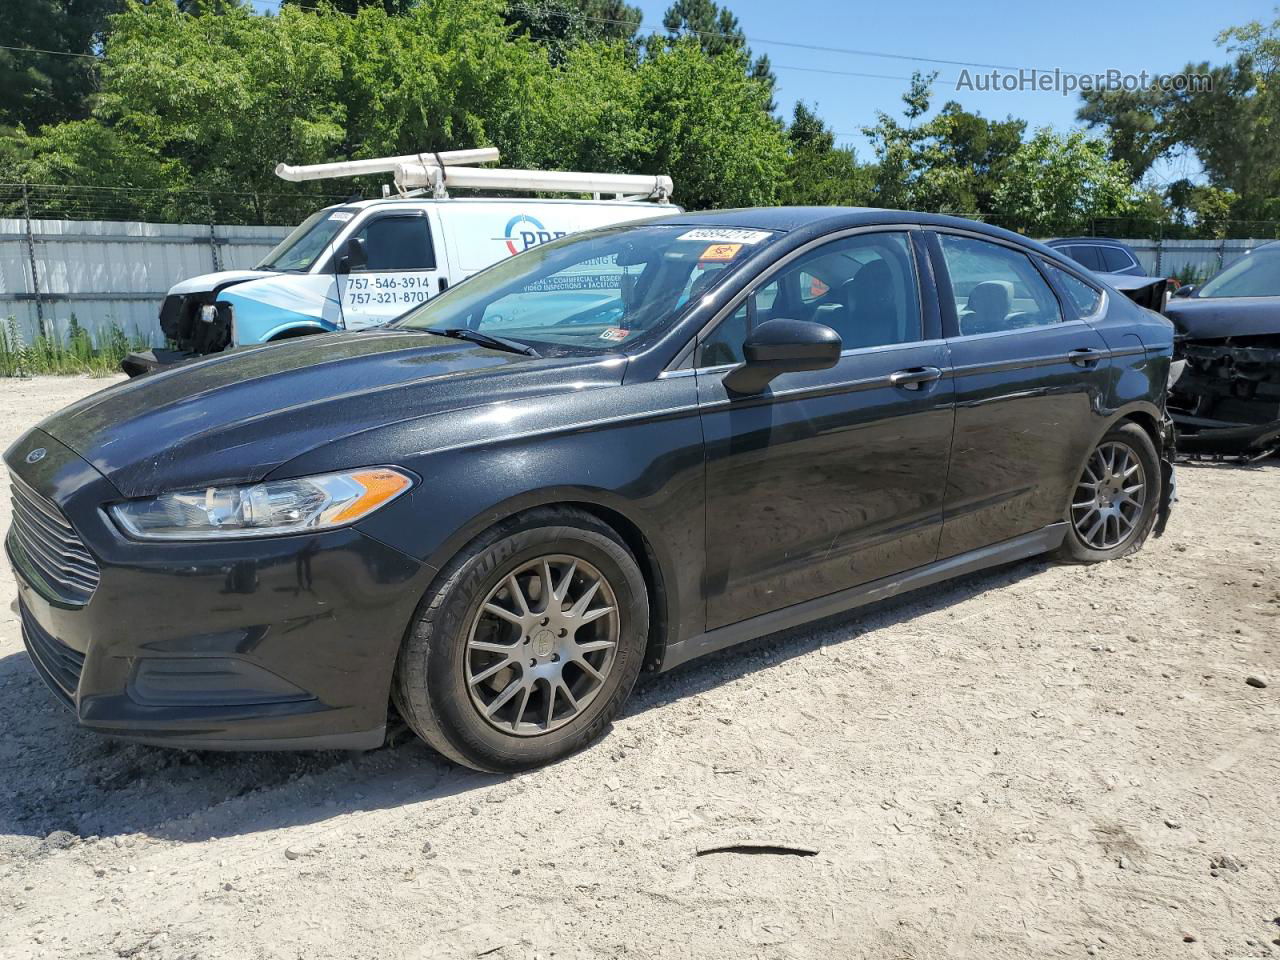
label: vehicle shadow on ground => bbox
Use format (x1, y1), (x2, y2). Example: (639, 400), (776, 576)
(0, 557), (1048, 846)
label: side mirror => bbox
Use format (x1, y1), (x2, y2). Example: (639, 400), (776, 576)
(1173, 283), (1196, 298)
(723, 318), (841, 394)
(337, 236), (367, 274)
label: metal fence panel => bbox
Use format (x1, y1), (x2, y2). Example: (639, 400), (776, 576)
(1119, 238), (1269, 279)
(0, 217), (288, 345)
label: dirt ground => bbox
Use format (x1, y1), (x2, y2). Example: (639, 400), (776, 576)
(0, 374), (1277, 960)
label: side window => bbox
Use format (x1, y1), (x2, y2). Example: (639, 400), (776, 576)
(350, 216), (436, 271)
(698, 232), (921, 366)
(1063, 244), (1103, 271)
(1100, 246), (1136, 273)
(938, 234), (1063, 335)
(1045, 264), (1103, 316)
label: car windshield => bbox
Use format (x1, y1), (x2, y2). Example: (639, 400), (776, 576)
(256, 207), (357, 272)
(395, 223), (776, 354)
(1197, 247), (1280, 298)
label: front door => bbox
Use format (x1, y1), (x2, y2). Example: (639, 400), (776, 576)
(336, 211), (446, 329)
(928, 230), (1113, 558)
(697, 229), (956, 630)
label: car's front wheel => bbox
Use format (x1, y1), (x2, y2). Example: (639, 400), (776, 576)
(1056, 421), (1161, 563)
(393, 508), (648, 772)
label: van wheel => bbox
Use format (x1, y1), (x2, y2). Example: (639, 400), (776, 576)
(1056, 422), (1161, 563)
(393, 508), (648, 772)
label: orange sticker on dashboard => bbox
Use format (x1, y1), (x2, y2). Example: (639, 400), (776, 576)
(699, 243), (742, 261)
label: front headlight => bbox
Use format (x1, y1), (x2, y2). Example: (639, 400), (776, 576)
(109, 468), (414, 541)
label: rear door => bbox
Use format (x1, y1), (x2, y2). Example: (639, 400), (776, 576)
(929, 230), (1112, 558)
(695, 228), (955, 630)
(336, 210), (446, 329)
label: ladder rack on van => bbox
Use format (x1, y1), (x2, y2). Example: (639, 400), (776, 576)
(274, 147), (673, 203)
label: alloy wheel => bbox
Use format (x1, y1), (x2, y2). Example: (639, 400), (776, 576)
(1071, 441), (1147, 550)
(464, 555), (619, 736)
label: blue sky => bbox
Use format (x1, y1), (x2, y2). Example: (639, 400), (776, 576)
(631, 0), (1274, 185)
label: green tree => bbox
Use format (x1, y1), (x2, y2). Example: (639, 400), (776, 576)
(96, 0), (349, 215)
(283, 0), (415, 14)
(779, 102), (874, 206)
(1078, 11), (1280, 224)
(635, 37), (787, 209)
(0, 0), (123, 129)
(990, 128), (1136, 234)
(863, 72), (1025, 216)
(660, 0), (774, 110)
(505, 0), (643, 58)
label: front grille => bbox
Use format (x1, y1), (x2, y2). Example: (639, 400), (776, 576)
(8, 474), (100, 606)
(20, 603), (84, 706)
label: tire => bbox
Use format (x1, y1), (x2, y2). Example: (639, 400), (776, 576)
(1055, 421), (1161, 564)
(393, 507), (648, 772)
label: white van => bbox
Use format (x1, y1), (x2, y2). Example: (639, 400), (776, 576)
(129, 152), (677, 373)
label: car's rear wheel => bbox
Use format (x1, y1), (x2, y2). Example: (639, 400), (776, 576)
(1056, 421), (1161, 563)
(393, 508), (648, 772)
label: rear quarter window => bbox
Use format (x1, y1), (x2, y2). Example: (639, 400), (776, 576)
(1100, 246), (1136, 273)
(1046, 264), (1103, 316)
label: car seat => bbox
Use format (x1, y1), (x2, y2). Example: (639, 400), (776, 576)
(838, 259), (900, 349)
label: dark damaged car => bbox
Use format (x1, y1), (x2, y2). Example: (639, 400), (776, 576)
(6, 208), (1176, 772)
(1166, 242), (1280, 457)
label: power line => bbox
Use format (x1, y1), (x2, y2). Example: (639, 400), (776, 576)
(0, 43), (100, 60)
(772, 63), (953, 85)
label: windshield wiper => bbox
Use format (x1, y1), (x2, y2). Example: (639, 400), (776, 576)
(419, 327), (540, 358)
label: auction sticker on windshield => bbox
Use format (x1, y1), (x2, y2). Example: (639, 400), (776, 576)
(678, 229), (772, 244)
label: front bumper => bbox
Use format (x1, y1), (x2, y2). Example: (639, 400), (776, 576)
(7, 431), (437, 751)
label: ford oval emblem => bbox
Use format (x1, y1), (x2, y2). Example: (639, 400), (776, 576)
(25, 447), (46, 464)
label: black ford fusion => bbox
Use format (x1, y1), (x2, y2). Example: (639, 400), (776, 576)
(6, 208), (1176, 771)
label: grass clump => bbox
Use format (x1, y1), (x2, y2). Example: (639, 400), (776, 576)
(1, 316), (150, 377)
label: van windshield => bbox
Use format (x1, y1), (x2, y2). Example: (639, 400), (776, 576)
(395, 223), (775, 354)
(257, 207), (357, 272)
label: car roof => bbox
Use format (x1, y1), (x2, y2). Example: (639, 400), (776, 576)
(1047, 237), (1135, 247)
(643, 206), (1066, 258)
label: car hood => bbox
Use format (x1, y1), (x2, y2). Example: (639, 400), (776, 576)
(169, 269), (279, 296)
(30, 331), (621, 498)
(1164, 296), (1280, 339)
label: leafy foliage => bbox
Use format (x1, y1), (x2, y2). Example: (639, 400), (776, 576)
(0, 0), (124, 130)
(1079, 11), (1280, 229)
(990, 129), (1136, 235)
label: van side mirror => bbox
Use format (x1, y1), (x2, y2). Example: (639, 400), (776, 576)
(337, 236), (367, 274)
(1173, 283), (1196, 298)
(723, 318), (841, 394)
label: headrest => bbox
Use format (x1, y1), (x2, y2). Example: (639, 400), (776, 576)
(847, 259), (893, 305)
(967, 280), (1013, 316)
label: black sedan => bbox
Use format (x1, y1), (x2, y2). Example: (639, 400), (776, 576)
(6, 208), (1176, 771)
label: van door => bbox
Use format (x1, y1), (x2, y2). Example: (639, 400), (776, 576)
(336, 210), (446, 329)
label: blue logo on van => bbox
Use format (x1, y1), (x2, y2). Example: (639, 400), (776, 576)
(503, 214), (567, 255)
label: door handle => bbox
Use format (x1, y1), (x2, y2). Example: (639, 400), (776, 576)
(1068, 348), (1103, 367)
(889, 366), (943, 390)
